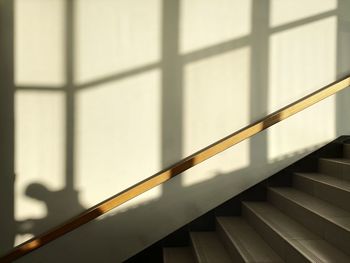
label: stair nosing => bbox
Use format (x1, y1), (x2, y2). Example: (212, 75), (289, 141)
(217, 216), (284, 263)
(242, 202), (324, 262)
(320, 157), (350, 164)
(294, 172), (350, 192)
(216, 217), (252, 262)
(190, 231), (231, 263)
(268, 187), (350, 232)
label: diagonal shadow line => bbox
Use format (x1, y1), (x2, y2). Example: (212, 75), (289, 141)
(76, 62), (161, 91)
(270, 9), (336, 34)
(181, 35), (251, 63)
(16, 86), (66, 91)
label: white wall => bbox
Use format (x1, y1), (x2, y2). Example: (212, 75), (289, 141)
(2, 0), (350, 262)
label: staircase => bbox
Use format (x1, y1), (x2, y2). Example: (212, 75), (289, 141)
(127, 138), (350, 262)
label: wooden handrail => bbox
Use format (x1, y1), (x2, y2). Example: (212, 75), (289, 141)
(1, 76), (350, 262)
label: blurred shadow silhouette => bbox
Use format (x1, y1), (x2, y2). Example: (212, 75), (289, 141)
(13, 145), (323, 263)
(17, 183), (84, 237)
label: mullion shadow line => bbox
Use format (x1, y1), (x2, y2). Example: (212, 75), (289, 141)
(269, 9), (336, 34)
(160, 0), (183, 192)
(248, 0), (270, 168)
(16, 86), (66, 91)
(64, 0), (76, 191)
(182, 35), (251, 63)
(76, 62), (161, 91)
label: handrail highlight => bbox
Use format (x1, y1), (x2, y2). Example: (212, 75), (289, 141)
(1, 75), (350, 262)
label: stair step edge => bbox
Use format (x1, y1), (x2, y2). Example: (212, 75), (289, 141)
(216, 216), (284, 263)
(268, 186), (350, 231)
(190, 232), (231, 263)
(242, 201), (350, 263)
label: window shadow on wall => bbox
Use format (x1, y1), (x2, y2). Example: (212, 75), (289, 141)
(1, 0), (349, 261)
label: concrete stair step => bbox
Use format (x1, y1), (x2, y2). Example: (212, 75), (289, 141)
(319, 158), (350, 181)
(293, 172), (350, 211)
(243, 201), (350, 263)
(163, 247), (195, 263)
(217, 217), (284, 262)
(268, 187), (350, 255)
(190, 232), (232, 263)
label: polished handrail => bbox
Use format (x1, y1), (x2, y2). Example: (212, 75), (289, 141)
(1, 75), (350, 262)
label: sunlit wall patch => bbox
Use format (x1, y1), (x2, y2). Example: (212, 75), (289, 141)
(268, 17), (337, 161)
(74, 0), (161, 85)
(75, 69), (161, 207)
(14, 91), (65, 245)
(270, 0), (336, 27)
(180, 0), (252, 54)
(183, 48), (251, 186)
(15, 0), (65, 87)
